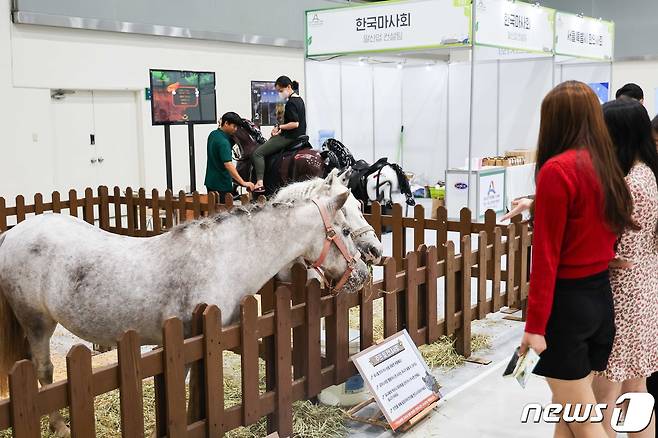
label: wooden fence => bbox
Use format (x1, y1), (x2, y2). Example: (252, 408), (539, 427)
(0, 185), (532, 437)
(0, 186), (254, 236)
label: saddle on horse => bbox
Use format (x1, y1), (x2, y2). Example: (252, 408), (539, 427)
(234, 120), (324, 196)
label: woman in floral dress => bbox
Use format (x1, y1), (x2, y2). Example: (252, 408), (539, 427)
(593, 98), (658, 438)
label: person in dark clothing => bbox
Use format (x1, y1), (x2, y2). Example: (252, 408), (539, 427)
(252, 76), (306, 191)
(616, 83), (644, 103)
(652, 115), (658, 147)
(205, 112), (254, 202)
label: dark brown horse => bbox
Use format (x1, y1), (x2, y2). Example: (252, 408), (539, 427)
(232, 119), (325, 196)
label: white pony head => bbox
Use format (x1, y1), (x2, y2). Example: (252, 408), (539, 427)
(275, 169), (383, 264)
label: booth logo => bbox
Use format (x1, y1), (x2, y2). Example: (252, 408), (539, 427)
(487, 181), (496, 196)
(455, 182), (468, 190)
(310, 14), (323, 26)
(521, 393), (655, 433)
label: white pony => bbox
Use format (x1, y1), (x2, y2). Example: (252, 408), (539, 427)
(274, 169), (383, 283)
(0, 192), (368, 436)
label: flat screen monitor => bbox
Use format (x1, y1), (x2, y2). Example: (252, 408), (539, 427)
(149, 69), (217, 125)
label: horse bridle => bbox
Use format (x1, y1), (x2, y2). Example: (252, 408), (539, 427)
(308, 199), (361, 294)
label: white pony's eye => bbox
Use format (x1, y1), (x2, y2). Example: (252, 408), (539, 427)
(342, 228), (351, 237)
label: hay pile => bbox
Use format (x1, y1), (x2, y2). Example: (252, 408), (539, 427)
(419, 333), (492, 370)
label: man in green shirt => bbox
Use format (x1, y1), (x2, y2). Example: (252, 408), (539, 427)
(205, 112), (254, 202)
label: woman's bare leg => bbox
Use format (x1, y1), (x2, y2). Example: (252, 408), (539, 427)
(592, 374), (622, 438)
(547, 374), (608, 438)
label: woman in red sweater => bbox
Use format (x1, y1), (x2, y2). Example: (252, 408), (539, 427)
(520, 81), (635, 437)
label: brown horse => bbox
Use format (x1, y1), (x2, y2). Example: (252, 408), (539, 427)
(233, 119), (325, 196)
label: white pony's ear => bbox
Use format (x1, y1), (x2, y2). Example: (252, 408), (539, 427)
(325, 168), (340, 185)
(337, 168), (351, 186)
(326, 190), (349, 217)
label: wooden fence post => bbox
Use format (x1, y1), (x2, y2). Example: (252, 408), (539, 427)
(436, 207), (448, 261)
(505, 224), (517, 310)
(240, 296), (260, 426)
(455, 237), (472, 358)
(16, 195), (26, 223)
(413, 204), (425, 251)
(152, 189), (161, 234)
(477, 232), (488, 319)
(138, 188), (148, 236)
(188, 304), (208, 424)
(67, 345), (96, 437)
(118, 330), (145, 438)
(383, 257), (399, 338)
(291, 264), (307, 381)
(305, 280), (322, 400)
(34, 193), (43, 215)
(113, 187), (123, 234)
(518, 223), (530, 322)
(52, 191), (61, 214)
(164, 190), (174, 230)
(425, 246), (439, 344)
(492, 228), (503, 313)
(177, 190), (187, 224)
(68, 190), (78, 218)
(126, 187), (136, 235)
(84, 188), (94, 224)
(0, 197), (6, 232)
(360, 277), (374, 353)
(444, 241), (456, 337)
(193, 192), (201, 219)
(99, 186), (110, 231)
(333, 289), (350, 384)
(274, 287), (293, 437)
(202, 305), (224, 437)
(8, 360), (40, 438)
(405, 252), (420, 345)
(392, 204), (404, 267)
(163, 318), (187, 438)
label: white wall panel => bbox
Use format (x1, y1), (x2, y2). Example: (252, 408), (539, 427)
(305, 61), (342, 148)
(340, 64), (374, 162)
(499, 58), (553, 151)
(373, 66), (402, 164)
(401, 64), (448, 184)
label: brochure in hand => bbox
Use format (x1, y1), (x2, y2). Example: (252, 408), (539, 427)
(503, 346), (540, 388)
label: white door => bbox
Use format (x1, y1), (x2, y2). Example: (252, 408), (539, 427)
(51, 90), (98, 194)
(92, 91), (140, 190)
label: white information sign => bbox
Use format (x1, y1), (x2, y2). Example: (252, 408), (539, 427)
(555, 12), (614, 60)
(474, 0), (554, 54)
(478, 170), (505, 217)
(306, 0), (471, 57)
(352, 330), (440, 430)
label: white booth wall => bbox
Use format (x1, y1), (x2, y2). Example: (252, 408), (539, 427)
(448, 56), (554, 170)
(306, 60), (448, 185)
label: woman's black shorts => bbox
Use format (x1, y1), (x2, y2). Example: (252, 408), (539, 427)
(533, 270), (615, 380)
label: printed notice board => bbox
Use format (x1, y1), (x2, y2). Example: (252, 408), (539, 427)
(352, 330), (440, 430)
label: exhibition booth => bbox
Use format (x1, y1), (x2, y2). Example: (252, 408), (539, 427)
(304, 0), (615, 219)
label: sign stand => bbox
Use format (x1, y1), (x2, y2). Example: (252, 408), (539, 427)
(161, 123), (198, 192)
(187, 123), (196, 192)
(345, 397), (439, 432)
(164, 124), (173, 191)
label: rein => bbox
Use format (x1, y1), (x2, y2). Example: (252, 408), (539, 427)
(308, 199), (360, 295)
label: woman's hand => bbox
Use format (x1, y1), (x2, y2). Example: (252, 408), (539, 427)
(609, 258), (633, 269)
(520, 332), (546, 355)
(271, 126), (281, 136)
(501, 197), (534, 222)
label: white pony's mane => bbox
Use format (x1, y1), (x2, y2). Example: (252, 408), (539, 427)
(274, 178), (333, 202)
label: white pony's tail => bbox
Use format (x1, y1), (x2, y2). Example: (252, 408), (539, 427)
(0, 233), (30, 397)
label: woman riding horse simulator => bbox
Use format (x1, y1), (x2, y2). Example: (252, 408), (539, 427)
(252, 76), (307, 192)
